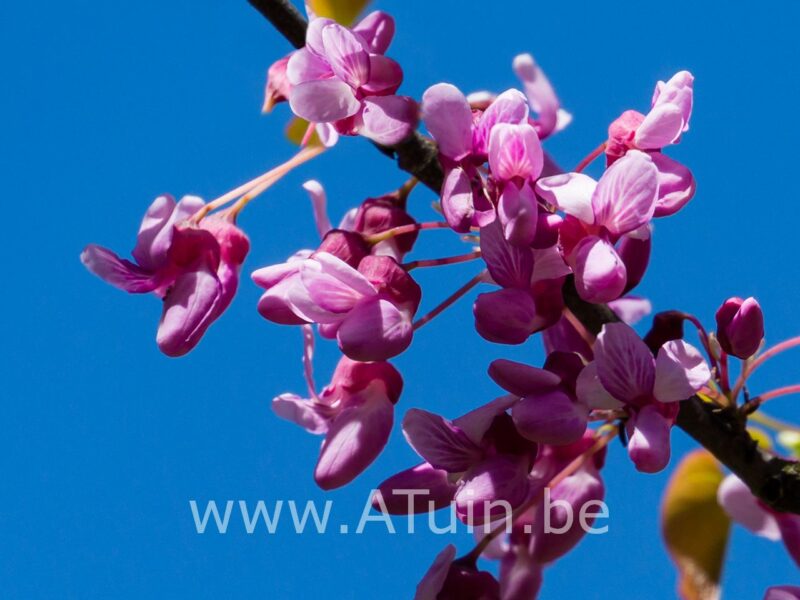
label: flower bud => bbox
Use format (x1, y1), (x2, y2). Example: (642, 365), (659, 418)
(715, 297), (764, 358)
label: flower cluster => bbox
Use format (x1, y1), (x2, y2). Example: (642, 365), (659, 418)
(80, 4), (800, 598)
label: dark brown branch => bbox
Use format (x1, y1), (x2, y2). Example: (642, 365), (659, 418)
(248, 0), (307, 49)
(251, 0), (800, 515)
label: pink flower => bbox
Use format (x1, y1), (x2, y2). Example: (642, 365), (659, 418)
(81, 195), (249, 357)
(273, 333), (402, 489)
(718, 474), (800, 567)
(414, 545), (500, 600)
(422, 84), (541, 233)
(473, 219), (569, 345)
(489, 352), (589, 445)
(715, 296), (765, 359)
(286, 13), (417, 145)
(576, 322), (710, 472)
(512, 53), (572, 140)
(606, 71), (696, 217)
(536, 150), (659, 303)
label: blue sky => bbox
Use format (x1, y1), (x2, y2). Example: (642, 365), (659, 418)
(2, 0), (799, 597)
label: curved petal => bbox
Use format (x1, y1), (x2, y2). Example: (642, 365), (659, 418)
(156, 265), (222, 357)
(414, 545), (456, 600)
(321, 23), (370, 88)
(653, 340), (710, 402)
(402, 408), (483, 472)
(572, 235), (627, 304)
(651, 152), (696, 217)
(360, 54), (403, 95)
(488, 359), (561, 397)
(512, 389), (588, 445)
(535, 172), (596, 224)
(634, 102), (684, 149)
(314, 395), (394, 490)
(440, 167), (476, 233)
(131, 195), (177, 269)
(336, 297), (413, 361)
(626, 405), (672, 473)
(594, 322), (655, 404)
(474, 289), (538, 345)
(286, 47), (333, 86)
(359, 95), (417, 145)
(272, 393), (329, 434)
(512, 52), (567, 139)
(373, 462), (457, 514)
(591, 150), (658, 236)
(302, 180), (332, 238)
(473, 88), (529, 156)
(81, 245), (160, 293)
(479, 219), (533, 289)
(497, 181), (538, 247)
(421, 83), (474, 161)
(289, 79), (361, 123)
(353, 10), (395, 54)
(488, 123), (543, 182)
(608, 295), (652, 326)
(575, 362), (625, 409)
(301, 252), (376, 313)
(454, 455), (530, 524)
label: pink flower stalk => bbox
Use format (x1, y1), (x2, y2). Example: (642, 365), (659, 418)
(273, 334), (401, 489)
(286, 12), (417, 145)
(718, 474), (800, 567)
(414, 545), (500, 600)
(473, 219), (570, 345)
(536, 150), (659, 303)
(376, 396), (537, 525)
(489, 352), (590, 445)
(422, 83), (542, 233)
(606, 71), (696, 216)
(715, 296), (765, 359)
(81, 195), (249, 357)
(576, 323), (710, 472)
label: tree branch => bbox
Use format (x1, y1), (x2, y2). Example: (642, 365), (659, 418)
(249, 0), (800, 515)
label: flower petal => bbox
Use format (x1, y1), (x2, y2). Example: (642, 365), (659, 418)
(336, 297), (413, 361)
(402, 408), (483, 472)
(359, 54), (403, 95)
(473, 88), (529, 156)
(286, 47), (333, 86)
(352, 10), (395, 54)
(535, 173), (596, 224)
(717, 474), (781, 540)
(653, 340), (710, 402)
(440, 167), (475, 233)
(421, 83), (474, 161)
(488, 358), (561, 397)
(591, 150), (658, 236)
(414, 545), (456, 600)
(512, 389), (588, 445)
(626, 405), (672, 473)
(497, 181), (538, 247)
(474, 289), (539, 345)
(373, 462), (457, 514)
(479, 219), (533, 289)
(634, 102), (684, 149)
(302, 180), (333, 238)
(488, 123), (543, 182)
(272, 393), (329, 434)
(289, 79), (361, 123)
(359, 95), (417, 145)
(575, 362), (625, 409)
(594, 322), (655, 403)
(314, 395), (394, 490)
(572, 235), (627, 304)
(651, 152), (696, 217)
(321, 23), (370, 88)
(81, 245), (161, 293)
(454, 455), (530, 524)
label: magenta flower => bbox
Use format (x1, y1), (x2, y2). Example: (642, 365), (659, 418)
(536, 150), (659, 303)
(715, 296), (765, 359)
(422, 83), (539, 233)
(606, 71), (696, 216)
(718, 473), (800, 567)
(378, 396), (536, 525)
(254, 252), (420, 361)
(489, 352), (590, 445)
(576, 323), (710, 472)
(81, 195), (249, 357)
(473, 219), (570, 345)
(286, 13), (417, 145)
(273, 336), (402, 489)
(764, 587), (800, 600)
(414, 545), (500, 600)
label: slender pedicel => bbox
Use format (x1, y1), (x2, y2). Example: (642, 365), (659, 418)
(364, 221), (450, 244)
(403, 250), (482, 271)
(413, 271), (486, 330)
(574, 142), (607, 173)
(732, 335), (800, 399)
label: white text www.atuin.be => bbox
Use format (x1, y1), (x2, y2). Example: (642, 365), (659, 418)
(189, 489), (610, 535)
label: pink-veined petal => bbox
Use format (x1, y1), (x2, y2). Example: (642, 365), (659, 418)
(479, 219), (533, 289)
(651, 152), (696, 217)
(321, 23), (371, 88)
(440, 167), (475, 233)
(512, 389), (588, 445)
(572, 235), (627, 304)
(421, 83), (473, 161)
(286, 47), (333, 85)
(594, 322), (655, 404)
(497, 181), (538, 247)
(488, 123), (544, 182)
(626, 405), (672, 473)
(336, 297), (413, 361)
(634, 102), (684, 149)
(272, 393), (330, 434)
(81, 245), (161, 293)
(591, 150), (658, 235)
(575, 362), (625, 410)
(373, 463), (457, 514)
(653, 339), (710, 402)
(473, 88), (529, 155)
(535, 173), (596, 224)
(360, 54), (403, 95)
(402, 408), (483, 472)
(314, 395), (394, 489)
(359, 95), (417, 145)
(289, 79), (361, 123)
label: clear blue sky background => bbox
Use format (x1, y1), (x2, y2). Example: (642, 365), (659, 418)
(2, 0), (799, 597)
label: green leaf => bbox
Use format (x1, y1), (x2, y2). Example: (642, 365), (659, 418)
(661, 450), (731, 600)
(307, 0), (371, 25)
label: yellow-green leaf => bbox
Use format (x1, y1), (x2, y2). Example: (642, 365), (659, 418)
(747, 426), (772, 450)
(285, 117), (322, 147)
(307, 0), (370, 25)
(778, 430), (800, 457)
(661, 450), (731, 600)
